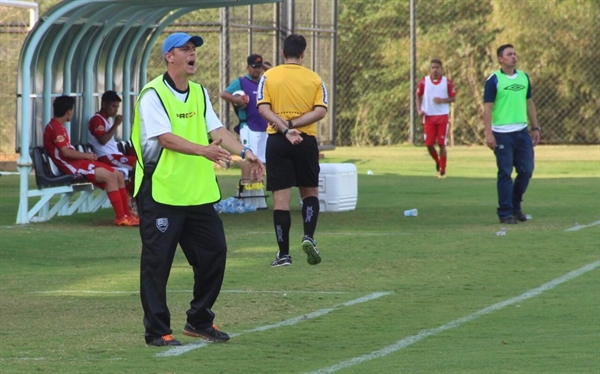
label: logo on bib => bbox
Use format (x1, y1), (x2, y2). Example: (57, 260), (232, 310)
(504, 84), (525, 92)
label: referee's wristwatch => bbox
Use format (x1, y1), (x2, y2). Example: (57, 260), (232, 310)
(287, 120), (294, 129)
(240, 146), (251, 160)
(532, 126), (540, 131)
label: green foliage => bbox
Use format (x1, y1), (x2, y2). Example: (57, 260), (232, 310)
(415, 0), (498, 145)
(337, 1), (411, 146)
(337, 0), (599, 145)
(491, 0), (600, 144)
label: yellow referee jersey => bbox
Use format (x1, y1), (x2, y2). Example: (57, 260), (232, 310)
(257, 63), (328, 136)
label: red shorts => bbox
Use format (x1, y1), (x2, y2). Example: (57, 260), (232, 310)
(423, 115), (449, 146)
(97, 154), (137, 171)
(58, 160), (115, 189)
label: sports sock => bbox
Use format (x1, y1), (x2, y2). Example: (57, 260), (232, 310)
(428, 148), (440, 165)
(118, 188), (133, 215)
(440, 156), (447, 172)
(107, 190), (126, 219)
(302, 196), (320, 238)
(273, 210), (291, 256)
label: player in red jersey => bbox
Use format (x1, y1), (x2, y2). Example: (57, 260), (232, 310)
(416, 59), (456, 178)
(43, 96), (138, 226)
(88, 91), (137, 178)
(88, 91), (137, 201)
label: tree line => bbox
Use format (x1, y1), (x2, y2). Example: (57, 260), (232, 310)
(336, 0), (599, 145)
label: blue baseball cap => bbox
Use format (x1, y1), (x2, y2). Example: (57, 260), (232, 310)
(162, 32), (204, 56)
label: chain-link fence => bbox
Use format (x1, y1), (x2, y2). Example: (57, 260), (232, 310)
(0, 4), (32, 158)
(145, 2), (337, 146)
(1, 0), (336, 154)
(336, 0), (600, 146)
(1, 0), (599, 157)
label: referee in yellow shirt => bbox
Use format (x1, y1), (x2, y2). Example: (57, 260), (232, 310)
(257, 34), (328, 267)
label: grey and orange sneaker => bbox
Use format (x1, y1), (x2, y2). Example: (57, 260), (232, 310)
(182, 323), (230, 342)
(146, 334), (181, 347)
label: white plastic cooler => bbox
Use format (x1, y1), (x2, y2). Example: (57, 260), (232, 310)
(314, 163), (357, 212)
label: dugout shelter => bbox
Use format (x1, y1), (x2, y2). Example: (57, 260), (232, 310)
(13, 0), (291, 224)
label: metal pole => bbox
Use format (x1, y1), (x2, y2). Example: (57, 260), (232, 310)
(248, 5), (253, 54)
(311, 0), (316, 71)
(221, 7), (231, 129)
(409, 0), (416, 144)
(331, 0), (338, 146)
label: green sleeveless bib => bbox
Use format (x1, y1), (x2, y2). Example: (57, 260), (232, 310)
(492, 70), (529, 127)
(132, 76), (220, 206)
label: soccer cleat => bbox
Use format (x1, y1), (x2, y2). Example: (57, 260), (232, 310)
(513, 211), (528, 222)
(499, 215), (519, 224)
(182, 323), (230, 342)
(271, 253), (292, 267)
(146, 334), (182, 347)
(301, 235), (322, 265)
(115, 215), (139, 227)
(115, 216), (134, 226)
(438, 170), (446, 179)
(125, 214), (139, 226)
(435, 163), (441, 175)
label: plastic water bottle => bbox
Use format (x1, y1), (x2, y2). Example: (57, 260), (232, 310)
(404, 209), (418, 217)
(224, 197), (235, 213)
(233, 199), (245, 213)
(496, 228), (507, 236)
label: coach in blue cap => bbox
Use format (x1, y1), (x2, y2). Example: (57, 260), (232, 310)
(132, 32), (264, 347)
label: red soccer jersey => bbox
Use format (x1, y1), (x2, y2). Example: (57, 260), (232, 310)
(89, 112), (108, 138)
(44, 119), (74, 159)
(43, 119), (83, 175)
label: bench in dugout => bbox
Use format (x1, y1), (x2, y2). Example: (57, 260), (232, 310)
(26, 146), (109, 223)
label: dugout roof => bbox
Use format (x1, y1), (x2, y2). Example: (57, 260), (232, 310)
(15, 0), (281, 224)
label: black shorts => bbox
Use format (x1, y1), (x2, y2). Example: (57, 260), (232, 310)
(265, 133), (320, 192)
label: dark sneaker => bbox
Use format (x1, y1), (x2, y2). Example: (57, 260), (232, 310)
(499, 215), (519, 224)
(182, 323), (230, 342)
(146, 334), (182, 347)
(271, 252), (292, 267)
(513, 211), (528, 222)
(301, 235), (322, 265)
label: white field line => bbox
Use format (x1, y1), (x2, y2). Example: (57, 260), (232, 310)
(31, 289), (350, 295)
(306, 260), (600, 374)
(565, 220), (600, 232)
(155, 292), (393, 358)
(235, 231), (409, 237)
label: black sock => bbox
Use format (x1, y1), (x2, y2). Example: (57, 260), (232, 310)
(273, 210), (291, 256)
(302, 196), (320, 238)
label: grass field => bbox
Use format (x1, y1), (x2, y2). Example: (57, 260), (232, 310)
(0, 145), (598, 374)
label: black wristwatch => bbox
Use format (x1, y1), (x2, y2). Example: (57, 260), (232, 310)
(288, 120), (293, 129)
(532, 126), (541, 131)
